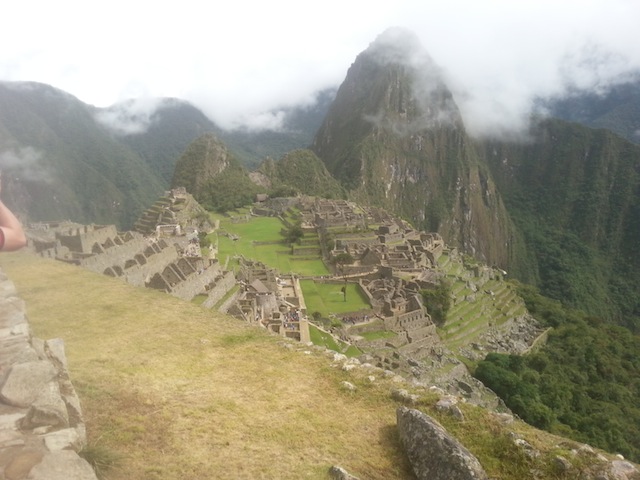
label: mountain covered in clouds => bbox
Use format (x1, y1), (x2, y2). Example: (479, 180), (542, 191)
(542, 79), (640, 145)
(0, 82), (165, 228)
(0, 82), (326, 227)
(312, 28), (522, 270)
(312, 28), (640, 326)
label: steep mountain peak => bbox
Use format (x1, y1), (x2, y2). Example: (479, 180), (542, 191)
(365, 27), (432, 69)
(357, 27), (461, 132)
(312, 29), (516, 269)
(313, 29), (462, 180)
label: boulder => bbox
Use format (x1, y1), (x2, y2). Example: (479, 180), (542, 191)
(0, 361), (57, 408)
(396, 406), (488, 480)
(25, 450), (96, 480)
(329, 465), (360, 480)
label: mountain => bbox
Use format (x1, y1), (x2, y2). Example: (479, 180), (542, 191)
(541, 79), (640, 145)
(112, 98), (222, 185)
(312, 28), (640, 326)
(220, 88), (335, 169)
(479, 118), (640, 325)
(172, 133), (264, 211)
(0, 81), (165, 228)
(312, 28), (521, 270)
(253, 149), (345, 199)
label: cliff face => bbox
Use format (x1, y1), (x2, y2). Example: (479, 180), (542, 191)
(312, 28), (519, 268)
(479, 119), (640, 321)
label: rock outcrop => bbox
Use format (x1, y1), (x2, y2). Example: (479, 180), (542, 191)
(0, 268), (96, 479)
(396, 406), (488, 480)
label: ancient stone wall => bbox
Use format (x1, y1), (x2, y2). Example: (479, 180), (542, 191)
(201, 271), (237, 309)
(0, 268), (97, 479)
(170, 262), (224, 301)
(78, 234), (148, 274)
(57, 225), (118, 254)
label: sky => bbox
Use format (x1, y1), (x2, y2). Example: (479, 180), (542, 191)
(2, 0), (639, 137)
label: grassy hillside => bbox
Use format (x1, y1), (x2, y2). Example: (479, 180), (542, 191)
(1, 252), (621, 480)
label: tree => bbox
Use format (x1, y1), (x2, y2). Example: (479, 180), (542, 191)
(420, 279), (451, 325)
(332, 252), (354, 277)
(283, 222), (304, 246)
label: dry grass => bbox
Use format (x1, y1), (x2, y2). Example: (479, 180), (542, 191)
(1, 252), (618, 480)
(0, 253), (413, 479)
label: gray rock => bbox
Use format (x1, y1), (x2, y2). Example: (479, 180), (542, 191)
(391, 388), (419, 405)
(340, 381), (356, 392)
(554, 455), (572, 473)
(397, 406), (488, 480)
(0, 361), (57, 408)
(329, 465), (360, 480)
(4, 449), (45, 480)
(26, 450), (97, 480)
(43, 427), (83, 451)
(21, 381), (69, 429)
(44, 339), (68, 373)
(610, 459), (640, 480)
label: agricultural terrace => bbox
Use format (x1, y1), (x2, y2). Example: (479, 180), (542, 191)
(209, 209), (329, 277)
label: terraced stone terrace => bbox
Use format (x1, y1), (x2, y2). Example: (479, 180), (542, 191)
(435, 252), (528, 353)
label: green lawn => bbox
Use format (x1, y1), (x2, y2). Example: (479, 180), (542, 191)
(308, 325), (362, 357)
(359, 330), (397, 341)
(210, 214), (329, 276)
(300, 280), (371, 318)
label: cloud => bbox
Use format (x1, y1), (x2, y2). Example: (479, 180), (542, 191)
(94, 97), (166, 135)
(0, 147), (52, 183)
(0, 0), (638, 138)
(361, 28), (462, 135)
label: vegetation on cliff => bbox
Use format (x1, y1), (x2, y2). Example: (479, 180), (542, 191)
(475, 283), (640, 462)
(256, 149), (345, 199)
(481, 118), (640, 328)
(171, 133), (265, 212)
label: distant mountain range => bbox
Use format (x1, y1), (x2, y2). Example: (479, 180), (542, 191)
(0, 82), (332, 227)
(0, 29), (638, 325)
(540, 80), (640, 145)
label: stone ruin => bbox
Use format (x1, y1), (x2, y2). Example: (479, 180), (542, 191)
(229, 258), (310, 343)
(27, 189), (235, 307)
(0, 268), (97, 479)
(313, 198), (367, 230)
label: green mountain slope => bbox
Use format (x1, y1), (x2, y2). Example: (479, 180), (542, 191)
(221, 89), (335, 169)
(480, 119), (640, 326)
(172, 133), (263, 211)
(0, 81), (165, 228)
(115, 98), (221, 185)
(255, 149), (345, 198)
(542, 79), (640, 145)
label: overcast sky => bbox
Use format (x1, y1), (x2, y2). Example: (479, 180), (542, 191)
(2, 0), (639, 136)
